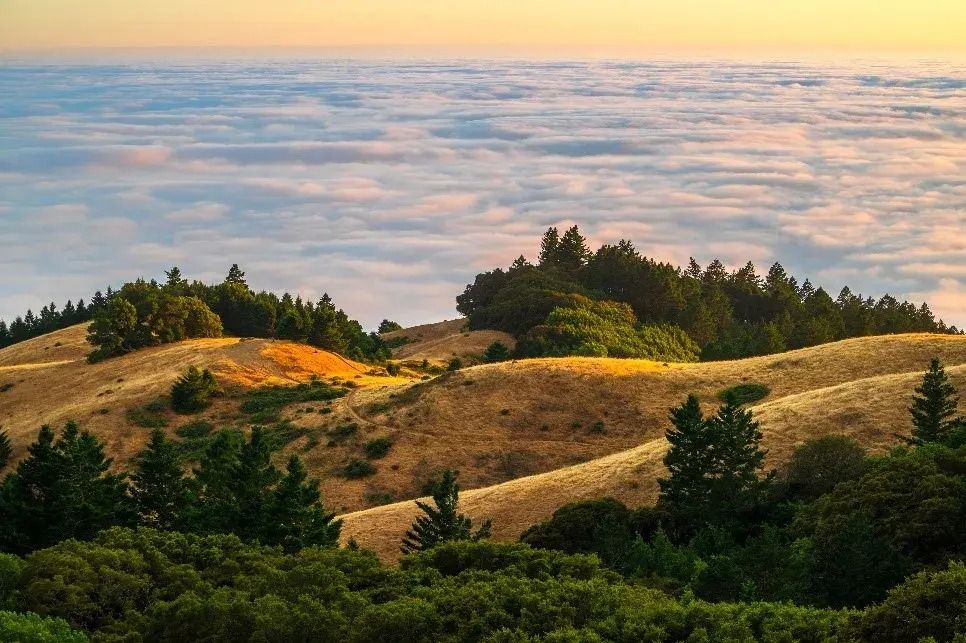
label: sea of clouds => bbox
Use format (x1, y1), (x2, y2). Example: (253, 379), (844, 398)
(0, 58), (963, 328)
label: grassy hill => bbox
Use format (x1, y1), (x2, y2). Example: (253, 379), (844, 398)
(382, 318), (515, 366)
(2, 322), (964, 561)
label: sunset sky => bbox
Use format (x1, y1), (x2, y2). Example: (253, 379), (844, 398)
(3, 0), (966, 54)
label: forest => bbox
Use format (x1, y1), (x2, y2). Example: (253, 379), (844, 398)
(457, 226), (958, 360)
(0, 359), (962, 641)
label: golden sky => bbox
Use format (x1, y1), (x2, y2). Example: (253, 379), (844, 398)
(2, 0), (965, 54)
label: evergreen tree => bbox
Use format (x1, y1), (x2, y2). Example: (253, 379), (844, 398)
(225, 264), (247, 286)
(0, 430), (11, 468)
(188, 430), (244, 534)
(481, 341), (511, 363)
(556, 225), (590, 271)
(170, 366), (219, 413)
(537, 227), (560, 266)
(0, 422), (132, 554)
(130, 429), (189, 530)
(233, 427), (279, 542)
(908, 358), (960, 445)
(377, 319), (403, 334)
(264, 455), (341, 552)
(86, 297), (139, 362)
(164, 266), (188, 295)
(401, 470), (491, 554)
(658, 397), (772, 535)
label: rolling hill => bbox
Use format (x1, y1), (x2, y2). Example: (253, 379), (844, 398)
(1, 322), (964, 562)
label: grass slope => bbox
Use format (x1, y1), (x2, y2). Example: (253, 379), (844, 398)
(381, 318), (515, 365)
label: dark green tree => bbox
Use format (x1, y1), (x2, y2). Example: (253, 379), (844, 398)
(481, 341), (511, 363)
(537, 227), (560, 266)
(225, 263), (247, 286)
(170, 366), (219, 413)
(130, 429), (189, 530)
(0, 422), (132, 554)
(86, 297), (139, 362)
(378, 319), (403, 334)
(783, 435), (867, 502)
(264, 455), (341, 551)
(556, 225), (591, 271)
(908, 358), (960, 445)
(401, 470), (491, 554)
(233, 427), (279, 542)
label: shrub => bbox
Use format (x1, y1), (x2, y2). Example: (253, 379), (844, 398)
(363, 437), (393, 459)
(241, 381), (346, 423)
(175, 420), (214, 440)
(0, 383), (13, 393)
(481, 341), (511, 363)
(125, 405), (169, 429)
(386, 362), (401, 376)
(170, 366), (219, 414)
(783, 435), (867, 501)
(342, 459), (376, 478)
(446, 357), (463, 371)
(717, 383), (770, 406)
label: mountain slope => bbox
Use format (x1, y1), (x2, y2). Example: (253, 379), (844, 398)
(382, 319), (515, 365)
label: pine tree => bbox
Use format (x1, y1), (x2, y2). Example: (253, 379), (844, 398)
(401, 470), (491, 554)
(131, 429), (189, 530)
(233, 427), (280, 542)
(264, 455), (341, 552)
(188, 430), (244, 534)
(225, 264), (247, 286)
(0, 429), (11, 468)
(164, 266), (188, 295)
(170, 366), (219, 413)
(0, 422), (132, 554)
(537, 227), (560, 266)
(908, 358), (960, 445)
(556, 225), (590, 271)
(658, 396), (771, 535)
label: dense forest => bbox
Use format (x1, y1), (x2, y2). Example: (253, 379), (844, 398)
(0, 360), (962, 641)
(457, 226), (959, 360)
(0, 265), (390, 363)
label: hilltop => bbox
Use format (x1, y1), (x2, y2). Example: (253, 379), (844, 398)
(382, 318), (515, 366)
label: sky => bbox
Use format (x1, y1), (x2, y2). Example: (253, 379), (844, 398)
(2, 1), (966, 55)
(0, 57), (964, 330)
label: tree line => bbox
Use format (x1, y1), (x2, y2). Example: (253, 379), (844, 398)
(457, 226), (959, 360)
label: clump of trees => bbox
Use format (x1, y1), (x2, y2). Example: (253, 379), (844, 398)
(0, 421), (340, 556)
(458, 226), (958, 361)
(170, 366), (220, 413)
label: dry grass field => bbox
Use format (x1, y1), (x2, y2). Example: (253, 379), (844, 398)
(382, 319), (515, 366)
(2, 323), (964, 562)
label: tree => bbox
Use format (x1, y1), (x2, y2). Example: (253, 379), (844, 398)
(537, 227), (560, 266)
(264, 455), (341, 552)
(481, 341), (511, 363)
(130, 429), (189, 530)
(170, 366), (219, 413)
(86, 297), (139, 362)
(783, 435), (867, 502)
(658, 396), (772, 535)
(0, 431), (10, 469)
(233, 427), (279, 542)
(556, 225), (591, 271)
(225, 263), (247, 286)
(0, 422), (132, 554)
(401, 470), (491, 554)
(908, 358), (961, 445)
(378, 319), (403, 334)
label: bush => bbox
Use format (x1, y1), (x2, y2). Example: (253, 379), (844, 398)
(481, 341), (511, 363)
(520, 498), (637, 570)
(241, 381), (346, 423)
(783, 435), (867, 501)
(0, 611), (87, 643)
(125, 405), (169, 429)
(446, 357), (463, 371)
(170, 366), (219, 414)
(175, 420), (214, 440)
(342, 459), (376, 478)
(385, 362), (401, 376)
(363, 437), (393, 459)
(717, 383), (770, 406)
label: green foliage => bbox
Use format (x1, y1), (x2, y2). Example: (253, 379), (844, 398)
(845, 561), (966, 643)
(240, 380), (346, 423)
(170, 366), (219, 413)
(342, 459), (376, 478)
(124, 403), (169, 429)
(519, 296), (700, 361)
(0, 423), (133, 554)
(363, 437), (393, 459)
(378, 319), (403, 334)
(0, 611), (87, 643)
(446, 357), (462, 371)
(0, 553), (23, 610)
(130, 429), (189, 531)
(716, 383), (770, 406)
(386, 361), (402, 376)
(175, 420), (214, 440)
(401, 470), (491, 554)
(908, 357), (962, 445)
(481, 341), (512, 363)
(521, 498), (638, 571)
(782, 435), (867, 501)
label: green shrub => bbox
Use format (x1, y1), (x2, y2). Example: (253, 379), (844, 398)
(386, 362), (402, 376)
(175, 420), (214, 440)
(0, 383), (14, 393)
(125, 405), (169, 429)
(783, 435), (867, 501)
(170, 366), (219, 414)
(482, 341), (511, 363)
(363, 437), (393, 459)
(327, 423), (358, 446)
(342, 459), (376, 478)
(717, 383), (770, 406)
(0, 611), (87, 643)
(0, 553), (23, 610)
(447, 357), (463, 371)
(241, 381), (346, 423)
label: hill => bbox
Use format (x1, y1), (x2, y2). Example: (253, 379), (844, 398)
(382, 318), (515, 366)
(339, 332), (966, 559)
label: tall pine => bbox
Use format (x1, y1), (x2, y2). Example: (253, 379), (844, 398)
(401, 470), (491, 554)
(265, 455), (341, 552)
(908, 358), (960, 445)
(131, 429), (189, 530)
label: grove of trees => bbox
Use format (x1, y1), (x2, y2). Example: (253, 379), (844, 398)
(457, 226), (959, 360)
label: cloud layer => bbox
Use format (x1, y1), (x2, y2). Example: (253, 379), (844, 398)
(0, 58), (963, 328)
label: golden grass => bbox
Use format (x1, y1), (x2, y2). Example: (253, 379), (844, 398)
(382, 319), (515, 365)
(338, 333), (966, 561)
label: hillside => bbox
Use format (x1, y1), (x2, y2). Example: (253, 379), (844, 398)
(2, 323), (964, 561)
(382, 319), (515, 366)
(339, 332), (966, 559)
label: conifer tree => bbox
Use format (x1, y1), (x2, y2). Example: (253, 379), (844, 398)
(0, 422), (132, 554)
(225, 263), (247, 286)
(0, 429), (11, 468)
(265, 455), (341, 551)
(908, 358), (961, 445)
(401, 470), (491, 554)
(130, 429), (189, 530)
(538, 227), (561, 266)
(233, 427), (279, 541)
(170, 366), (219, 413)
(556, 225), (590, 271)
(188, 429), (244, 534)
